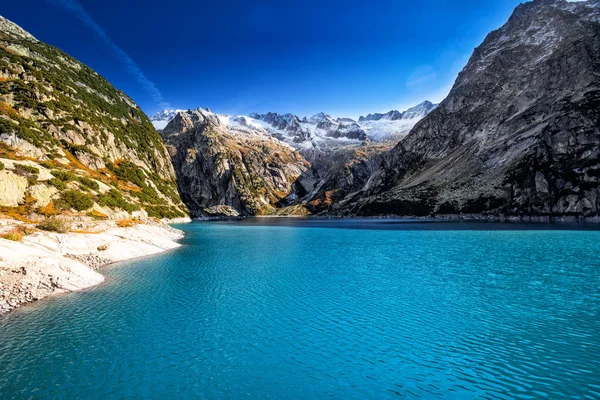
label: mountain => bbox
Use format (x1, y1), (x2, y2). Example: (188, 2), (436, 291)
(154, 100), (437, 156)
(0, 16), (187, 220)
(332, 0), (600, 219)
(156, 101), (436, 217)
(248, 101), (438, 147)
(359, 110), (402, 122)
(249, 111), (368, 151)
(246, 102), (438, 146)
(160, 108), (310, 217)
(247, 112), (310, 143)
(358, 101), (439, 141)
(358, 101), (437, 122)
(150, 109), (186, 130)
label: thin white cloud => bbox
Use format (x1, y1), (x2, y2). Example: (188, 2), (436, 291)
(406, 66), (437, 88)
(49, 0), (169, 108)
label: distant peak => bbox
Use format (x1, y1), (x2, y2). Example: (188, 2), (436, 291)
(307, 112), (334, 125)
(358, 100), (438, 122)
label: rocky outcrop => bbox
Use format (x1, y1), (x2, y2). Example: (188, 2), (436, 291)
(327, 122), (368, 140)
(149, 109), (187, 130)
(161, 108), (310, 217)
(0, 169), (27, 206)
(302, 144), (393, 214)
(203, 205), (240, 218)
(333, 0), (600, 218)
(28, 184), (58, 207)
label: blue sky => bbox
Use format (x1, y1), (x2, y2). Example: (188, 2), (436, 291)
(3, 0), (524, 118)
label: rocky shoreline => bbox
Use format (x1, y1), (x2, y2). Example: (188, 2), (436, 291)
(0, 218), (190, 314)
(193, 213), (600, 223)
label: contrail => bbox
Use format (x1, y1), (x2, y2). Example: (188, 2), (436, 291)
(49, 0), (169, 109)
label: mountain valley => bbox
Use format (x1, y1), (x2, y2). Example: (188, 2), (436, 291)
(151, 102), (437, 216)
(151, 0), (600, 219)
(1, 0), (600, 222)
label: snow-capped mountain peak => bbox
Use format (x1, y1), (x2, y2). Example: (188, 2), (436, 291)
(307, 112), (334, 124)
(358, 100), (437, 122)
(401, 100), (437, 120)
(356, 100), (438, 141)
(150, 108), (187, 130)
(151, 100), (438, 148)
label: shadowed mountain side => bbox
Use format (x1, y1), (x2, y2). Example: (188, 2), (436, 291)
(329, 0), (600, 219)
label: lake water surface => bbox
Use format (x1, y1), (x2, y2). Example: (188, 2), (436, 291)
(1, 220), (599, 399)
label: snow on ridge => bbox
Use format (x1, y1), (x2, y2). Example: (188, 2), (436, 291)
(361, 118), (422, 141)
(150, 108), (187, 129)
(150, 100), (437, 148)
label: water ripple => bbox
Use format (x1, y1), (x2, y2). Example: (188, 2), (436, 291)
(0, 222), (599, 399)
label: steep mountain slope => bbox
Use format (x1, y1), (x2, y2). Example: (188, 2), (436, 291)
(333, 0), (600, 218)
(161, 108), (309, 217)
(0, 16), (187, 220)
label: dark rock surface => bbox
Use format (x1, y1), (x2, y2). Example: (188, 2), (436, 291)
(333, 0), (600, 219)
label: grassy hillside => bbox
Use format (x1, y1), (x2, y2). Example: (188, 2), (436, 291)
(0, 16), (187, 223)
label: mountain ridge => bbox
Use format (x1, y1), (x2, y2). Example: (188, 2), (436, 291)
(0, 15), (187, 220)
(160, 107), (310, 217)
(156, 101), (437, 217)
(329, 0), (600, 218)
(151, 100), (437, 145)
(358, 101), (438, 122)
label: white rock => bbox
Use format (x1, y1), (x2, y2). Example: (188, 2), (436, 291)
(0, 170), (27, 206)
(28, 184), (58, 207)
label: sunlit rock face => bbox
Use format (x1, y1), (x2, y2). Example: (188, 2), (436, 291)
(156, 101), (438, 216)
(161, 108), (310, 217)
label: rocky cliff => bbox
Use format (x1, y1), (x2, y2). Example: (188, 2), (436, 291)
(153, 102), (436, 216)
(0, 16), (187, 221)
(161, 108), (310, 217)
(333, 0), (600, 219)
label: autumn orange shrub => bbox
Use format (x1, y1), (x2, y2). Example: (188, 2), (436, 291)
(38, 201), (59, 217)
(1, 229), (25, 241)
(0, 101), (18, 116)
(116, 219), (138, 228)
(0, 194), (37, 222)
(87, 210), (108, 220)
(0, 225), (36, 241)
(0, 142), (17, 159)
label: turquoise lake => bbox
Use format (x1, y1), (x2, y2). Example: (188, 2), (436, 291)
(1, 219), (600, 399)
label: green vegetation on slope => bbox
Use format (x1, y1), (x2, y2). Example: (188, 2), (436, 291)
(0, 20), (188, 220)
